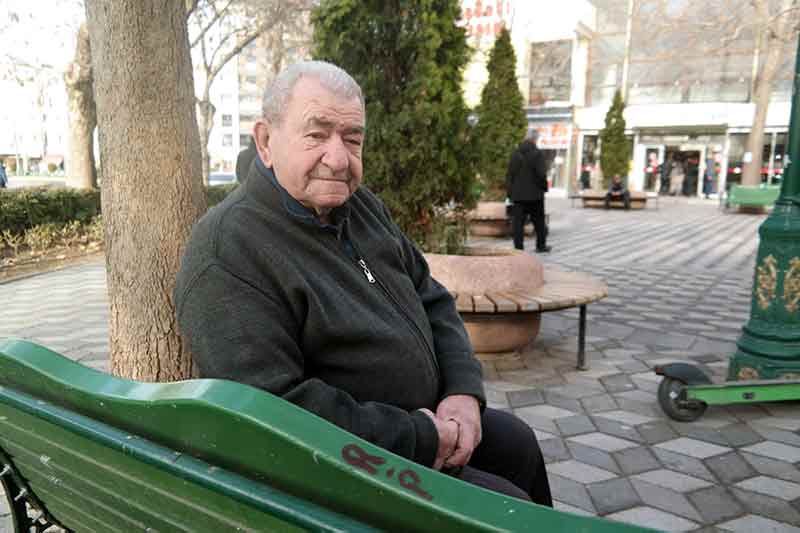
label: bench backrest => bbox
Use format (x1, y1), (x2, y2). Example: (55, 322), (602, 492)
(0, 339), (655, 532)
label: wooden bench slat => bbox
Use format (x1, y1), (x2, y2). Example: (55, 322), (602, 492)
(499, 291), (541, 312)
(472, 294), (496, 312)
(485, 293), (519, 312)
(455, 292), (474, 313)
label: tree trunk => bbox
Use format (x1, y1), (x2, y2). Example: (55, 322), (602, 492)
(85, 0), (206, 381)
(197, 96), (214, 185)
(742, 0), (797, 186)
(64, 24), (98, 189)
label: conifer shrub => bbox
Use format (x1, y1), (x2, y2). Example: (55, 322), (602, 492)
(312, 0), (478, 246)
(474, 27), (527, 199)
(599, 90), (630, 188)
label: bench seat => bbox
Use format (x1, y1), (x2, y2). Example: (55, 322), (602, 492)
(580, 190), (647, 209)
(725, 185), (780, 211)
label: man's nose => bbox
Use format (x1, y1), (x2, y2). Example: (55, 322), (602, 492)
(322, 136), (349, 173)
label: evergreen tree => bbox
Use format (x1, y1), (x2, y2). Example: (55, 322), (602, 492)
(599, 90), (630, 188)
(312, 0), (478, 245)
(474, 27), (527, 199)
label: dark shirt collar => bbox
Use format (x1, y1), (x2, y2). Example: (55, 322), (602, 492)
(254, 156), (349, 234)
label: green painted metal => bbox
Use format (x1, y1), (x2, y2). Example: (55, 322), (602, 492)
(0, 339), (656, 532)
(727, 36), (800, 381)
(687, 379), (800, 406)
(726, 184), (781, 209)
(0, 385), (369, 532)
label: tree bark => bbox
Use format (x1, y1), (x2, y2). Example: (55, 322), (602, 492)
(64, 24), (97, 189)
(742, 0), (797, 186)
(85, 0), (206, 381)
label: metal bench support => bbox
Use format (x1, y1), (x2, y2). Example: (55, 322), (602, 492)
(577, 304), (589, 370)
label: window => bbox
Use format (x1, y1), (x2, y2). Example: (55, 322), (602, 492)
(222, 134), (233, 147)
(529, 40), (572, 105)
(246, 75), (257, 84)
(240, 134), (252, 147)
(221, 114), (232, 127)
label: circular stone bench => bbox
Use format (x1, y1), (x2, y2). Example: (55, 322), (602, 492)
(426, 248), (608, 370)
(467, 201), (542, 237)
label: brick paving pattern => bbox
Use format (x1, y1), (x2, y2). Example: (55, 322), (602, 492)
(2, 196), (800, 532)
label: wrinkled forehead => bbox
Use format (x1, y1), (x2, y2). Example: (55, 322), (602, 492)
(289, 78), (365, 127)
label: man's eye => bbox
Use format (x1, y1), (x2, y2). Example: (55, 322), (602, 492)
(345, 138), (362, 146)
(308, 132), (326, 139)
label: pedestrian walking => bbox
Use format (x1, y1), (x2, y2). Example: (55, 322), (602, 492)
(0, 162), (7, 189)
(506, 131), (550, 253)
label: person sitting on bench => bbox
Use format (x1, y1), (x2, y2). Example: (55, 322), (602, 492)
(175, 60), (552, 507)
(605, 174), (631, 210)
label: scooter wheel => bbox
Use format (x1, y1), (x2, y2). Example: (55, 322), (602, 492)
(658, 377), (707, 422)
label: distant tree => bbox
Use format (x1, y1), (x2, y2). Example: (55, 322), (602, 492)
(188, 0), (315, 183)
(599, 90), (629, 188)
(85, 0), (206, 380)
(312, 0), (478, 246)
(473, 27), (527, 200)
(64, 23), (97, 189)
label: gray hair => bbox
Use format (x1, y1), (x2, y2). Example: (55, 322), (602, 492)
(261, 60), (365, 124)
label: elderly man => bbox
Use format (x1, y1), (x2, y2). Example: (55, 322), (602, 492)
(175, 61), (551, 505)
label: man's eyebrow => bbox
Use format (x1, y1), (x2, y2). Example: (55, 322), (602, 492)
(306, 116), (364, 135)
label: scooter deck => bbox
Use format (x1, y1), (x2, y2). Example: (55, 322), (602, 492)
(686, 378), (800, 406)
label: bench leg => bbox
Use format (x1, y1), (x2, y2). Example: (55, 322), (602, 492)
(577, 304), (589, 370)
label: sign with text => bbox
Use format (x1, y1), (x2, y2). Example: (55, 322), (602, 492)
(534, 122), (572, 150)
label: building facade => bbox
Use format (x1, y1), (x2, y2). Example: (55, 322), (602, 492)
(461, 0), (793, 197)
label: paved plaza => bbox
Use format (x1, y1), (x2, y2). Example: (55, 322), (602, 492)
(2, 197), (800, 532)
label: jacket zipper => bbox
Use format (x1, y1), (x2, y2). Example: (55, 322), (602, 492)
(349, 243), (441, 378)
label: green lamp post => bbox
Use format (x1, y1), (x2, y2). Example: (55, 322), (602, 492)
(727, 38), (800, 381)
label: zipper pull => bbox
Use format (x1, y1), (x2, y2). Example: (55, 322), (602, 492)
(358, 258), (376, 284)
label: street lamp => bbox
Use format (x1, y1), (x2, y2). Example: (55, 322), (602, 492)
(727, 37), (800, 380)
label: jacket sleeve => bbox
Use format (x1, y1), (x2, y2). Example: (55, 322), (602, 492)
(534, 150), (549, 192)
(377, 203), (486, 409)
(506, 149), (520, 197)
(176, 263), (439, 467)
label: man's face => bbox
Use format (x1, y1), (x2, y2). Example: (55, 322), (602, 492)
(255, 77), (365, 216)
(613, 175), (621, 183)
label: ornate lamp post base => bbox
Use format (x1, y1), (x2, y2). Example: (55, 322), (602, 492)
(727, 191), (800, 381)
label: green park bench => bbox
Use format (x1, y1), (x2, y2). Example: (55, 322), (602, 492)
(0, 339), (655, 532)
(723, 184), (781, 211)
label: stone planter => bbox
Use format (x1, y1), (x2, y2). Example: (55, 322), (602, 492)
(425, 247), (543, 354)
(467, 201), (533, 237)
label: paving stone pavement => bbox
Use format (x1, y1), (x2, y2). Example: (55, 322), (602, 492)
(2, 196), (800, 532)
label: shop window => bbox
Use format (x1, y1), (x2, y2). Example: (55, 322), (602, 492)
(221, 114), (232, 127)
(222, 134), (233, 147)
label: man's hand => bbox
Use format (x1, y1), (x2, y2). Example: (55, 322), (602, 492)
(419, 408), (459, 470)
(435, 395), (482, 468)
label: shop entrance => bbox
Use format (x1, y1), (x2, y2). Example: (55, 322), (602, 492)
(653, 146), (706, 196)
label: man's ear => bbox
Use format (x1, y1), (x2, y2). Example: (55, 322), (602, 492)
(253, 119), (273, 168)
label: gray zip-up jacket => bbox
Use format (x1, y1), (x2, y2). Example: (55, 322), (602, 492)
(175, 159), (485, 467)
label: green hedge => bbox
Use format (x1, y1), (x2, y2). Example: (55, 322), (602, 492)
(0, 187), (100, 236)
(1, 184), (240, 235)
(207, 183), (238, 207)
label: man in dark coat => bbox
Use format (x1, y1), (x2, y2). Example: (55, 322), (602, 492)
(175, 61), (551, 506)
(235, 136), (257, 184)
(506, 132), (550, 252)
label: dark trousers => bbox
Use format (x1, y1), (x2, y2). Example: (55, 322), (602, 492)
(605, 190), (630, 209)
(511, 201), (546, 251)
(456, 408), (552, 506)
